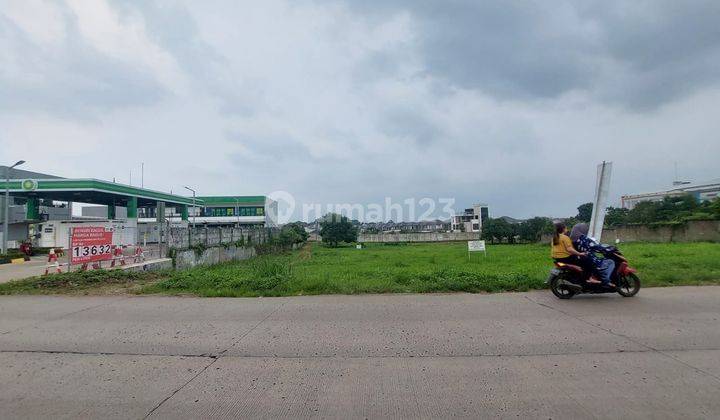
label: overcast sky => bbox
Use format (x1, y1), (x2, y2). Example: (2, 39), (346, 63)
(1, 0), (719, 221)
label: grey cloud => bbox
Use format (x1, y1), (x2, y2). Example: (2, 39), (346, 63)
(415, 2), (599, 99)
(327, 0), (720, 110)
(1, 1), (718, 221)
(227, 131), (314, 162)
(0, 10), (169, 120)
(586, 0), (720, 109)
(377, 107), (440, 146)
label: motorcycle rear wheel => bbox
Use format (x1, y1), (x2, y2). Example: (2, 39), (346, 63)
(617, 273), (641, 297)
(550, 277), (576, 299)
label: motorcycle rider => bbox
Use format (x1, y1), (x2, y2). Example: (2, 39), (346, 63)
(570, 223), (616, 288)
(551, 222), (598, 281)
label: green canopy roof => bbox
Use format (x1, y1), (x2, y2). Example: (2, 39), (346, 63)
(1, 178), (201, 207)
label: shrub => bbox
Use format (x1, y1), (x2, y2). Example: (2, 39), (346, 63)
(189, 243), (208, 257)
(0, 252), (27, 264)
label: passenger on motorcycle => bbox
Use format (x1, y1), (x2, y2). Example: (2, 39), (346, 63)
(570, 223), (616, 288)
(551, 222), (597, 280)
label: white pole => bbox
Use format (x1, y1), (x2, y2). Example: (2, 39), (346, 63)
(183, 186), (196, 229)
(588, 161), (613, 242)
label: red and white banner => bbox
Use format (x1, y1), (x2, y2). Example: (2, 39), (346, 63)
(70, 226), (113, 265)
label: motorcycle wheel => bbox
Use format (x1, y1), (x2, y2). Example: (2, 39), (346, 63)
(617, 273), (641, 297)
(550, 276), (576, 299)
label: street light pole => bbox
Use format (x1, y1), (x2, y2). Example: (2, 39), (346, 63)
(2, 160), (26, 254)
(183, 186), (196, 229)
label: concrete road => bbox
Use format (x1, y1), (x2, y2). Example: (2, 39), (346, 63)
(0, 255), (53, 283)
(1, 287), (719, 419)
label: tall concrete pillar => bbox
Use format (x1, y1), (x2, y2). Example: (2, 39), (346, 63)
(181, 205), (189, 221)
(107, 203), (116, 220)
(156, 202), (166, 222)
(126, 197), (138, 219)
(126, 197), (139, 244)
(26, 197), (39, 220)
(156, 202), (166, 253)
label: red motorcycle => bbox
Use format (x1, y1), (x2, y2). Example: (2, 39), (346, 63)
(546, 245), (640, 299)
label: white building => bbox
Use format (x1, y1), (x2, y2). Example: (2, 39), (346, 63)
(621, 179), (720, 209)
(450, 204), (489, 232)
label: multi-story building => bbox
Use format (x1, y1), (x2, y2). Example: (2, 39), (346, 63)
(450, 204), (489, 232)
(621, 179), (720, 209)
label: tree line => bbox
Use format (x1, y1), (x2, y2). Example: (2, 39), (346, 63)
(306, 194), (720, 247)
(481, 194), (720, 244)
(605, 195), (720, 226)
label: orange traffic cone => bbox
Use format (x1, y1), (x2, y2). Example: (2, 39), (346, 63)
(44, 249), (63, 275)
(134, 246), (144, 263)
(111, 245), (126, 267)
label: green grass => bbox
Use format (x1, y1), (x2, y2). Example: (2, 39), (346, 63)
(3, 242), (719, 296)
(143, 241), (720, 297)
(0, 269), (168, 295)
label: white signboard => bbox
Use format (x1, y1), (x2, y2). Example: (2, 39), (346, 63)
(468, 240), (486, 260)
(468, 240), (486, 252)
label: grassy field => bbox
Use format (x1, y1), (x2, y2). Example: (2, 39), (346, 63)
(2, 242), (719, 296)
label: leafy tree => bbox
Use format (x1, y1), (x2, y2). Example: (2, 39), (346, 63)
(518, 217), (553, 242)
(625, 201), (658, 224)
(576, 202), (593, 223)
(279, 222), (309, 245)
(481, 218), (515, 244)
(604, 207), (629, 227)
(621, 194), (701, 225)
(711, 197), (720, 216)
(319, 213), (358, 247)
(655, 195), (698, 221)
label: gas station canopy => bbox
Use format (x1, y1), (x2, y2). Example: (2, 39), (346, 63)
(2, 178), (201, 209)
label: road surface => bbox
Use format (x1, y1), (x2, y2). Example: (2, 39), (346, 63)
(1, 287), (719, 419)
(0, 255), (54, 283)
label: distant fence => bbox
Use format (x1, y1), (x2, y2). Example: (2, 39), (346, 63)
(358, 231), (480, 243)
(538, 220), (720, 244)
(167, 226), (278, 249)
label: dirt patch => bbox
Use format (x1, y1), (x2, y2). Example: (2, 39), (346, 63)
(297, 243), (313, 261)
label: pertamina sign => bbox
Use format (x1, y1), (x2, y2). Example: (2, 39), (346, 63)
(70, 226), (113, 264)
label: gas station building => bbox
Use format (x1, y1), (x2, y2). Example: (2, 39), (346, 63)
(1, 165), (277, 250)
(0, 167), (200, 247)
